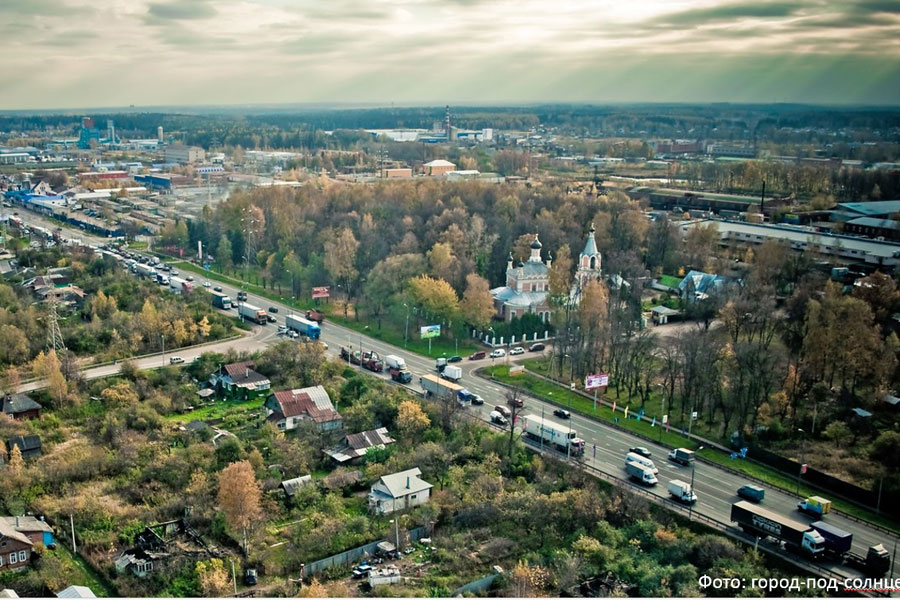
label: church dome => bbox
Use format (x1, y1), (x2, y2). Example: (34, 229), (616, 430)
(530, 235), (542, 249)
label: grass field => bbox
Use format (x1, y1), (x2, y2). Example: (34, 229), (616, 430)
(658, 274), (683, 288)
(486, 364), (900, 532)
(164, 396), (265, 423)
(171, 261), (483, 359)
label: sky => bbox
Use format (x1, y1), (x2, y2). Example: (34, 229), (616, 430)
(2, 0), (900, 109)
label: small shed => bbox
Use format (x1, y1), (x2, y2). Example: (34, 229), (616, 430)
(650, 305), (680, 325)
(280, 475), (312, 497)
(852, 407), (873, 418)
(7, 435), (42, 459)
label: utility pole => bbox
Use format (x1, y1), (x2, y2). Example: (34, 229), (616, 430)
(70, 514), (76, 553)
(231, 559), (237, 595)
(403, 303), (410, 348)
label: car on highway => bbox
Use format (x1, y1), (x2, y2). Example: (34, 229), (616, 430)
(185, 275), (194, 282)
(629, 446), (652, 458)
(202, 281), (211, 288)
(171, 270), (179, 277)
(553, 408), (571, 419)
(287, 330), (299, 339)
(507, 395), (524, 409)
(447, 355), (462, 363)
(214, 286), (223, 292)
(510, 346), (525, 355)
(529, 342), (546, 352)
(266, 314), (277, 323)
(277, 325), (288, 334)
(490, 348), (506, 358)
(169, 356), (185, 365)
(268, 306), (279, 313)
(468, 351), (486, 360)
(470, 394), (484, 405)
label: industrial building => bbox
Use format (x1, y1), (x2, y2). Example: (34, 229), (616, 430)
(165, 144), (205, 165)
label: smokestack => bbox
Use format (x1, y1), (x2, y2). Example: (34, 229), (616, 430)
(158, 126), (164, 142)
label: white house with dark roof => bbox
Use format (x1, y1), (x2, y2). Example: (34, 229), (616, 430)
(368, 468), (432, 515)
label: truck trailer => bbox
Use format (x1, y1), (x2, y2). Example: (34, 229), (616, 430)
(168, 276), (193, 295)
(730, 501), (824, 556)
(441, 365), (462, 382)
(135, 263), (156, 279)
(522, 414), (585, 456)
(809, 521), (890, 575)
(419, 374), (463, 398)
(238, 302), (268, 325)
(210, 291), (232, 310)
(384, 355), (406, 370)
(285, 314), (321, 340)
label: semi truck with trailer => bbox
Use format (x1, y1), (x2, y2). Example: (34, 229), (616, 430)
(339, 347), (384, 372)
(168, 276), (193, 295)
(730, 501), (825, 557)
(626, 462), (658, 486)
(305, 309), (325, 323)
(385, 355), (407, 370)
(285, 314), (321, 340)
(238, 302), (268, 325)
(210, 291), (232, 310)
(420, 374), (463, 398)
(522, 414), (585, 456)
(135, 263), (157, 279)
(809, 521), (890, 575)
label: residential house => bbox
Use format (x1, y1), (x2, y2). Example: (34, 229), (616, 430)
(34, 284), (85, 308)
(7, 435), (42, 459)
(422, 159), (456, 176)
(1, 394), (41, 420)
(678, 270), (728, 301)
(56, 586), (96, 598)
(0, 520), (33, 572)
(0, 517), (54, 547)
(368, 468), (433, 515)
(265, 386), (342, 432)
(280, 475), (312, 497)
(114, 548), (158, 578)
(210, 361), (271, 400)
(325, 427), (394, 463)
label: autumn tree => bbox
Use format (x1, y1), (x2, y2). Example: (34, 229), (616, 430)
(8, 444), (24, 474)
(548, 243), (573, 303)
(0, 325), (29, 365)
(396, 400), (430, 437)
(196, 558), (231, 597)
(408, 275), (459, 325)
(33, 349), (67, 407)
(459, 273), (495, 329)
(217, 460), (262, 554)
(100, 381), (139, 407)
(324, 227), (359, 315)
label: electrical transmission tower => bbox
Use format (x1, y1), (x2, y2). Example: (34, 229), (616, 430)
(47, 296), (66, 354)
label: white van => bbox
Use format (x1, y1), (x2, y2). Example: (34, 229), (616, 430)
(626, 452), (659, 474)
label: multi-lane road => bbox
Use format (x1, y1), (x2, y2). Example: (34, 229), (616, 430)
(12, 208), (900, 583)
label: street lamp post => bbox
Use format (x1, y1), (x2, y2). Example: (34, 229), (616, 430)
(403, 303), (410, 348)
(689, 445), (704, 521)
(488, 327), (495, 380)
(797, 428), (806, 494)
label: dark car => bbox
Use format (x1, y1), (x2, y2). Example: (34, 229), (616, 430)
(266, 314), (277, 323)
(213, 286), (223, 292)
(553, 408), (571, 419)
(507, 396), (524, 409)
(447, 355), (462, 363)
(629, 446), (652, 458)
(244, 569), (258, 586)
(268, 306), (279, 313)
(468, 351), (487, 360)
(529, 342), (546, 352)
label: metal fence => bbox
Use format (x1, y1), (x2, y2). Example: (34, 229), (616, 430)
(452, 573), (500, 597)
(304, 526), (428, 576)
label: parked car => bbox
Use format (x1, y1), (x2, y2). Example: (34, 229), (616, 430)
(629, 446), (652, 458)
(510, 346), (525, 355)
(529, 342), (546, 352)
(490, 348), (506, 358)
(268, 306), (279, 313)
(213, 286), (223, 292)
(447, 355), (462, 363)
(202, 281), (211, 288)
(468, 351), (487, 360)
(169, 356), (185, 365)
(352, 565), (375, 579)
(553, 408), (571, 419)
(244, 569), (258, 586)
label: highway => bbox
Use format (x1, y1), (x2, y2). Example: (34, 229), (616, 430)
(12, 208), (900, 584)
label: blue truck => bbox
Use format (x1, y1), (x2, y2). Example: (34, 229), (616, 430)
(210, 291), (232, 310)
(286, 314), (321, 340)
(810, 520), (852, 556)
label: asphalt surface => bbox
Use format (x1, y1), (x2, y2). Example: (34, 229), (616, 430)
(14, 209), (900, 584)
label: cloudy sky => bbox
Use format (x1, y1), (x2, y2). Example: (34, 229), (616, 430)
(2, 0), (899, 109)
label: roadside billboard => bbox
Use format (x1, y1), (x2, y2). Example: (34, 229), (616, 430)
(311, 286), (330, 299)
(585, 373), (609, 390)
(420, 324), (441, 339)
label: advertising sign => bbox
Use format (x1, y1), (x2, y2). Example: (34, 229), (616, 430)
(420, 324), (441, 339)
(311, 286), (330, 299)
(585, 373), (610, 390)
